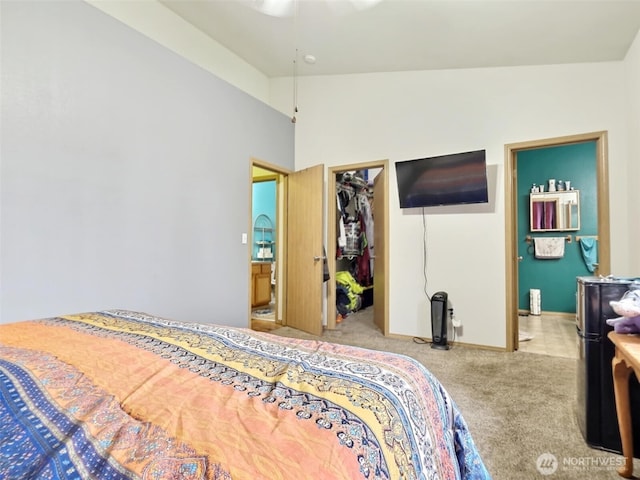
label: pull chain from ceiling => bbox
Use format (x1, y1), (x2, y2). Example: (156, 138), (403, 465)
(292, 48), (298, 123)
(291, 0), (299, 123)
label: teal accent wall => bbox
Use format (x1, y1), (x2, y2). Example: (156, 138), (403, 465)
(517, 142), (597, 313)
(252, 181), (276, 260)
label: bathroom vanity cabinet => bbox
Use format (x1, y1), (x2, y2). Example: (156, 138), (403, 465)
(251, 262), (272, 307)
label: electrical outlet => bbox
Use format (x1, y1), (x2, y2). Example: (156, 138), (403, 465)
(448, 302), (461, 328)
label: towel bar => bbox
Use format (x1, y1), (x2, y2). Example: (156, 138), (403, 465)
(525, 234), (572, 244)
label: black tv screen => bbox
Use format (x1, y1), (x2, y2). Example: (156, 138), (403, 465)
(395, 149), (488, 208)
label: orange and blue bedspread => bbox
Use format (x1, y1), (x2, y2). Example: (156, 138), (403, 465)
(0, 310), (489, 479)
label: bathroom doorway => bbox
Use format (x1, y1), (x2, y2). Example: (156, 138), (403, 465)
(249, 159), (326, 335)
(504, 131), (611, 352)
(251, 164), (283, 331)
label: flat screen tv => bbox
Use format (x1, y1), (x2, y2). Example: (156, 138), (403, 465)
(395, 149), (488, 208)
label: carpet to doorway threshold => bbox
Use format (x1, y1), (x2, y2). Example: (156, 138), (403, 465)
(519, 330), (534, 342)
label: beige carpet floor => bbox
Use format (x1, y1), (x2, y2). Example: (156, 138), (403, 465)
(269, 308), (640, 480)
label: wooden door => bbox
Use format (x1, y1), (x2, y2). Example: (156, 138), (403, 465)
(286, 164), (324, 335)
(372, 169), (388, 335)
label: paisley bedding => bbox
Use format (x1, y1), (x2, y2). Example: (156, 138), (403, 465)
(0, 310), (490, 479)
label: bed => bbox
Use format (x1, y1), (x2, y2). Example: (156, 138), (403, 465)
(0, 309), (489, 479)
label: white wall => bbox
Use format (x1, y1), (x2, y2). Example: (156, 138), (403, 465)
(270, 63), (632, 348)
(0, 1), (294, 325)
(624, 31), (640, 273)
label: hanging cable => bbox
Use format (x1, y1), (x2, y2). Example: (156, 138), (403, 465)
(422, 207), (431, 302)
(413, 207), (431, 345)
(291, 0), (299, 123)
(292, 49), (298, 123)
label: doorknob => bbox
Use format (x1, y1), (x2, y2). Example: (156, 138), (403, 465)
(313, 255), (326, 262)
(517, 256), (523, 262)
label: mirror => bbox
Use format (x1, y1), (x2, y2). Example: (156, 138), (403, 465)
(530, 190), (580, 231)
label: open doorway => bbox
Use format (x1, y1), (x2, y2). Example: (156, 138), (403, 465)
(249, 159), (326, 336)
(504, 131), (611, 352)
(250, 163), (285, 332)
(327, 160), (389, 336)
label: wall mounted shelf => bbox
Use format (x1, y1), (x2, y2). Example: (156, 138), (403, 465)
(530, 190), (580, 232)
(253, 214), (274, 260)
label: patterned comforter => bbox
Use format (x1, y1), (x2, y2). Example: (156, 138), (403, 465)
(0, 310), (490, 479)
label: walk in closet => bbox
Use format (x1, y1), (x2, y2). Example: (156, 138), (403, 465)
(335, 170), (376, 322)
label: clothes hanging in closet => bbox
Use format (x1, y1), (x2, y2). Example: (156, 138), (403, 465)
(336, 172), (374, 288)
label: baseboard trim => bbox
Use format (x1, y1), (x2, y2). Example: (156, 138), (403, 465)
(518, 309), (576, 320)
(386, 332), (507, 352)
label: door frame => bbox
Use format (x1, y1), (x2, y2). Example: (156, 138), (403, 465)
(504, 131), (611, 351)
(327, 160), (389, 334)
(250, 158), (291, 327)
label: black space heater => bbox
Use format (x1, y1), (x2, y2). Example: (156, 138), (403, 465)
(431, 291), (449, 350)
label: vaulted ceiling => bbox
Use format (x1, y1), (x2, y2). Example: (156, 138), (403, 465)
(160, 0), (640, 77)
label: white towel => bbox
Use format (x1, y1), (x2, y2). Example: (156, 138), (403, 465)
(533, 237), (565, 259)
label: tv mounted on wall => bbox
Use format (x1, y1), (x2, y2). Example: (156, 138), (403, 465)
(395, 149), (489, 208)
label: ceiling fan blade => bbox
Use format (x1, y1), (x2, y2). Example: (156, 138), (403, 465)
(248, 0), (383, 17)
(249, 0), (295, 17)
(325, 0), (383, 15)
